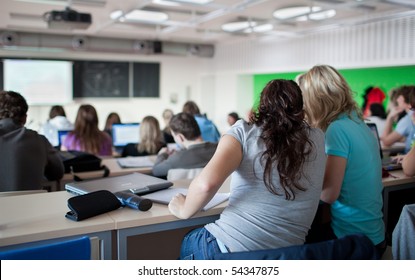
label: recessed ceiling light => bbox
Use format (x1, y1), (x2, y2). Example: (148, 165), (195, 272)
(308, 9), (336, 20)
(124, 10), (169, 22)
(222, 21), (273, 34)
(273, 6), (322, 20)
(296, 15), (308, 22)
(110, 10), (123, 20)
(251, 24), (274, 33)
(152, 0), (181, 6)
(169, 0), (213, 4)
(222, 21), (257, 32)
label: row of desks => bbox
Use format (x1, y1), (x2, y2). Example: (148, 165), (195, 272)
(58, 157), (155, 190)
(0, 178), (229, 260)
(1, 159), (414, 259)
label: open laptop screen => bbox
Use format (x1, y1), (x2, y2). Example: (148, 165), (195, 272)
(112, 123), (140, 147)
(366, 122), (383, 159)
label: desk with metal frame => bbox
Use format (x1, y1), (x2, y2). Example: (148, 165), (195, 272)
(0, 178), (229, 260)
(109, 178), (230, 260)
(0, 191), (114, 259)
(59, 156), (155, 191)
(382, 170), (415, 245)
(1, 173), (412, 260)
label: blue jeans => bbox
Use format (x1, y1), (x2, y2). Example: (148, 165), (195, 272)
(179, 227), (222, 260)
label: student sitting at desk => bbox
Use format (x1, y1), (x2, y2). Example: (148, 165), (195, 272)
(39, 105), (74, 147)
(182, 101), (221, 143)
(381, 85), (415, 153)
(121, 116), (166, 157)
(0, 91), (64, 192)
(103, 112), (121, 139)
(393, 90), (415, 177)
(61, 104), (112, 156)
(152, 112), (217, 179)
(168, 80), (326, 259)
(299, 65), (385, 258)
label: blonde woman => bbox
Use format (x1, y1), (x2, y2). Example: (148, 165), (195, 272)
(121, 116), (166, 157)
(299, 65), (385, 258)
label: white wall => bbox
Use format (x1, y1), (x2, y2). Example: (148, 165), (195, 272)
(208, 15), (415, 132)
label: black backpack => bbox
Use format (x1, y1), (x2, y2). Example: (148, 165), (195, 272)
(59, 151), (110, 180)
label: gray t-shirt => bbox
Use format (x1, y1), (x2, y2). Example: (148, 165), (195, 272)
(205, 120), (326, 252)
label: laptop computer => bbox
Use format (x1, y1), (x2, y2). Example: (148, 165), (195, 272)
(111, 123), (140, 148)
(366, 122), (402, 171)
(65, 172), (173, 196)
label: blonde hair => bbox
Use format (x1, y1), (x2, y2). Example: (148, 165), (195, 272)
(299, 65), (362, 131)
(138, 116), (163, 154)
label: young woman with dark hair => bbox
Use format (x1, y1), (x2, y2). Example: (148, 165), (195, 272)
(103, 112), (121, 138)
(168, 79), (326, 259)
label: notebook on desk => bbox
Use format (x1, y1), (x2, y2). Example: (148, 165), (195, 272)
(367, 123), (402, 171)
(65, 172), (173, 196)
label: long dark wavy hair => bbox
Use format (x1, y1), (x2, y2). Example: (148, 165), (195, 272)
(251, 79), (313, 200)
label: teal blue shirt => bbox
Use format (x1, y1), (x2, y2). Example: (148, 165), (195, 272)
(326, 111), (385, 245)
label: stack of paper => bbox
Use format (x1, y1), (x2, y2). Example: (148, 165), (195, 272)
(141, 188), (230, 211)
(117, 156), (154, 168)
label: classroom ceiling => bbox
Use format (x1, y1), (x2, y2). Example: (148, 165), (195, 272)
(1, 0), (414, 45)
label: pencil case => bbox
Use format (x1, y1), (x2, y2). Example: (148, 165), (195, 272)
(66, 190), (122, 221)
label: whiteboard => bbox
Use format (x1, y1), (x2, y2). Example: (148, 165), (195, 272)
(3, 59), (73, 105)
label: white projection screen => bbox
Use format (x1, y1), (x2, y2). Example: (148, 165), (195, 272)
(3, 59), (72, 105)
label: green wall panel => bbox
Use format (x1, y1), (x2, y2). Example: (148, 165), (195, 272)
(253, 65), (415, 110)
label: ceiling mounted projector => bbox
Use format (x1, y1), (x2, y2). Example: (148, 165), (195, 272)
(43, 7), (92, 30)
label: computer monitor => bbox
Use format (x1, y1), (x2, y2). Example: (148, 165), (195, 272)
(111, 123), (140, 148)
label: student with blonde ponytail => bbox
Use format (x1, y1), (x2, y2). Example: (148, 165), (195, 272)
(299, 65), (385, 258)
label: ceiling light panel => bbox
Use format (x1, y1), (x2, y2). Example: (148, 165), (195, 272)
(221, 21), (257, 32)
(308, 9), (336, 21)
(169, 0), (213, 4)
(152, 0), (181, 7)
(273, 6), (322, 20)
(124, 10), (169, 23)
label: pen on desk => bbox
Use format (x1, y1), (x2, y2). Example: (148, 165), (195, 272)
(388, 173), (398, 179)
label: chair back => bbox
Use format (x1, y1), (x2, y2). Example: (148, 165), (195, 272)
(392, 204), (415, 260)
(167, 168), (203, 181)
(0, 236), (91, 260)
(0, 190), (47, 197)
(213, 234), (378, 260)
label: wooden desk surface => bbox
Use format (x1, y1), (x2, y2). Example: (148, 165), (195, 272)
(1, 173), (412, 256)
(0, 191), (114, 247)
(60, 156), (155, 189)
(0, 177), (230, 251)
(382, 170), (415, 187)
(109, 179), (230, 230)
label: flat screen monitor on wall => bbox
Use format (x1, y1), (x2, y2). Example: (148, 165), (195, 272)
(2, 59), (73, 105)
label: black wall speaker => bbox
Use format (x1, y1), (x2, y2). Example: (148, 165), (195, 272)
(153, 41), (162, 54)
